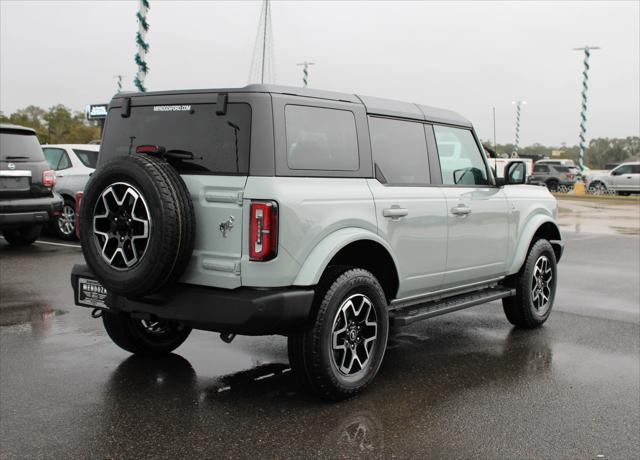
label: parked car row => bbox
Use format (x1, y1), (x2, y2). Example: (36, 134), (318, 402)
(0, 123), (98, 245)
(527, 157), (639, 195)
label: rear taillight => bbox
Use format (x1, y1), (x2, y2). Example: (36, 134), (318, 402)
(249, 201), (278, 261)
(566, 173), (574, 180)
(136, 145), (165, 154)
(42, 170), (56, 187)
(75, 191), (83, 239)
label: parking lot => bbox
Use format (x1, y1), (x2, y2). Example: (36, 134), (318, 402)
(0, 197), (638, 459)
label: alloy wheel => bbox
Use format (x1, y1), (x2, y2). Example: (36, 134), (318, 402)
(331, 293), (378, 376)
(531, 255), (553, 315)
(92, 182), (151, 270)
(57, 203), (76, 236)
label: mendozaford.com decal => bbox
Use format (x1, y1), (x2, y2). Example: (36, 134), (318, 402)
(153, 105), (192, 112)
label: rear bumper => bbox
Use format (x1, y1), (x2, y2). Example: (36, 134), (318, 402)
(0, 194), (63, 227)
(70, 264), (315, 336)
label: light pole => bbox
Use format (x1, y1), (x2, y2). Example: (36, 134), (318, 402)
(297, 61), (315, 88)
(573, 45), (600, 171)
(512, 100), (526, 156)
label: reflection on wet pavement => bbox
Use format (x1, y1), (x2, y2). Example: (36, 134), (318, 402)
(1, 227), (639, 458)
(558, 197), (640, 235)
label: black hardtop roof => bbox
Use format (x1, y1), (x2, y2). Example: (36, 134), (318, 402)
(0, 123), (36, 134)
(112, 84), (472, 127)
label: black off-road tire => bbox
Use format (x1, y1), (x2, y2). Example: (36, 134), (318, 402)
(503, 239), (557, 329)
(2, 224), (42, 246)
(546, 180), (559, 192)
(288, 267), (389, 401)
(102, 310), (191, 356)
(80, 153), (195, 297)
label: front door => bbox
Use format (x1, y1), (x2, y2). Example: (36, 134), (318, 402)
(611, 164), (640, 192)
(431, 124), (509, 288)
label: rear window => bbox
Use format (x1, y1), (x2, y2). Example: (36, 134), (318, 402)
(100, 103), (251, 175)
(285, 105), (359, 171)
(73, 149), (99, 168)
(0, 131), (44, 162)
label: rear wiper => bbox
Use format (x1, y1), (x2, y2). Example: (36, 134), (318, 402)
(164, 149), (203, 161)
(4, 155), (30, 160)
(135, 145), (202, 160)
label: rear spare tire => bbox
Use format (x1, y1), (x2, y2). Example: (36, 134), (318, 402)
(80, 153), (195, 297)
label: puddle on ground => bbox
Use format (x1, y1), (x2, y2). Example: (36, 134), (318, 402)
(0, 303), (67, 327)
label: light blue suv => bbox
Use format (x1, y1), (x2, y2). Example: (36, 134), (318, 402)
(71, 85), (563, 400)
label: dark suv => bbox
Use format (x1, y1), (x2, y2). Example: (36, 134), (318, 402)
(528, 163), (577, 192)
(0, 124), (63, 245)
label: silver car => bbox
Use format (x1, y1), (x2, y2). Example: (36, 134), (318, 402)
(42, 144), (99, 239)
(585, 161), (640, 195)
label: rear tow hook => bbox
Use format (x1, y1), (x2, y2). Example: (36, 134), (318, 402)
(91, 308), (103, 319)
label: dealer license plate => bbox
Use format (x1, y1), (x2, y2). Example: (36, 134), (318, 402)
(77, 277), (108, 308)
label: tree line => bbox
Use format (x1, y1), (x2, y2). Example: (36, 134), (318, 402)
(1, 105), (637, 169)
(0, 105), (101, 144)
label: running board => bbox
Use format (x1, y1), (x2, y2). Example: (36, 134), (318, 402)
(389, 287), (516, 326)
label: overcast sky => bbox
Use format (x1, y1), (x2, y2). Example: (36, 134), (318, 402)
(1, 0), (638, 146)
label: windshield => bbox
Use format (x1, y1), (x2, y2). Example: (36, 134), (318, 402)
(100, 103), (251, 175)
(73, 149), (99, 169)
(0, 131), (44, 162)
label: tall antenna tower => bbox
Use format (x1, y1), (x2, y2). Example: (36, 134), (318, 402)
(248, 0), (274, 84)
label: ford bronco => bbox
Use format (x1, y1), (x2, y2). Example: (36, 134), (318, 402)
(71, 85), (563, 400)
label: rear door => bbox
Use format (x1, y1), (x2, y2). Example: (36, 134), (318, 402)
(0, 128), (50, 199)
(99, 95), (252, 289)
(430, 124), (509, 288)
(367, 116), (448, 299)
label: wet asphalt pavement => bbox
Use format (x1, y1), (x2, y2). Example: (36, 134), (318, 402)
(1, 227), (639, 458)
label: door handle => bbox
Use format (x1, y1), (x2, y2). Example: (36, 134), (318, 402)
(451, 204), (471, 216)
(383, 207), (408, 219)
(57, 173), (64, 177)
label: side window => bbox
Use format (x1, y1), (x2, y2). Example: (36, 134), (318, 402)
(631, 165), (640, 174)
(369, 117), (429, 185)
(534, 165), (549, 173)
(285, 105), (359, 171)
(433, 125), (489, 185)
(613, 165), (631, 175)
(42, 148), (70, 170)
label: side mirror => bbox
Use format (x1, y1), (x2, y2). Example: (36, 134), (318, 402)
(498, 161), (527, 186)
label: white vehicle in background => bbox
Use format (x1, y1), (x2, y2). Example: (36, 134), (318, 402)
(585, 162), (640, 195)
(488, 157), (534, 178)
(42, 144), (99, 239)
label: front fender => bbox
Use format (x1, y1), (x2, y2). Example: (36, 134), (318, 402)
(507, 214), (560, 275)
(293, 227), (399, 286)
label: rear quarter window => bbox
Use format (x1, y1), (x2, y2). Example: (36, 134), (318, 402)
(100, 103), (251, 175)
(284, 105), (359, 171)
